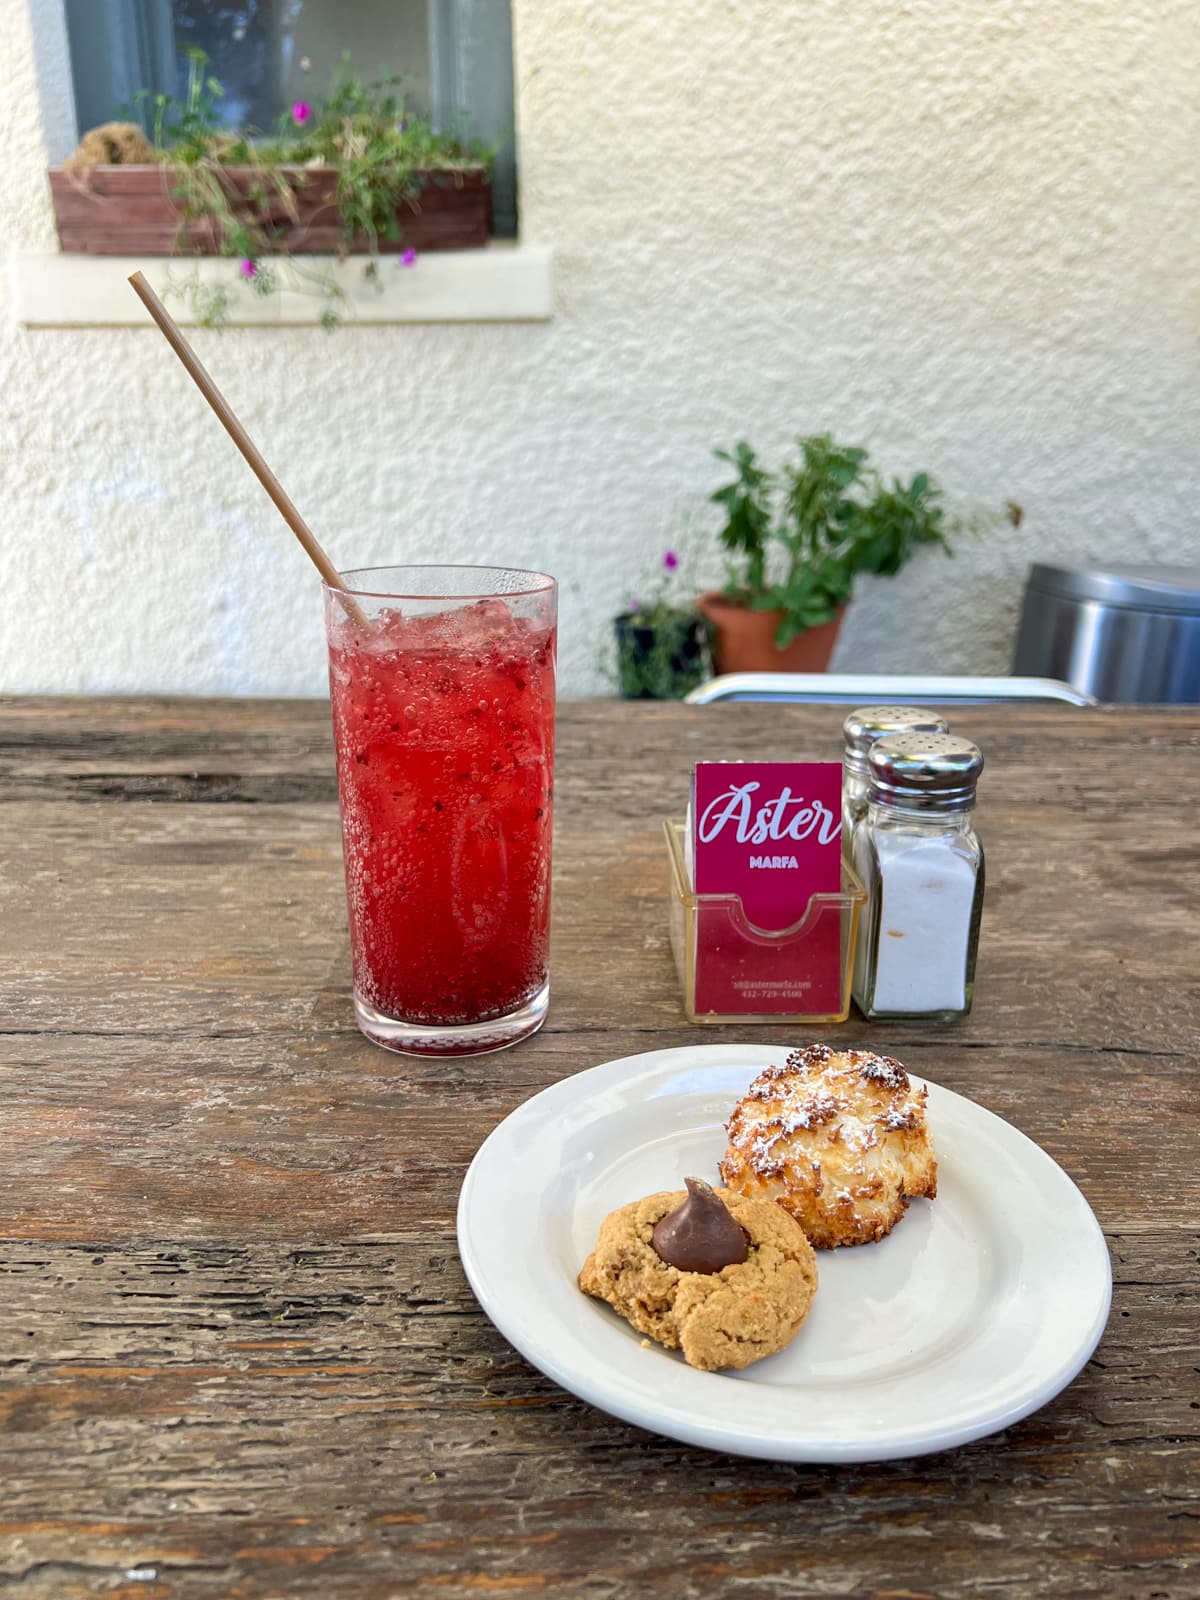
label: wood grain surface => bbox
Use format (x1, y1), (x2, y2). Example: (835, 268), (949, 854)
(0, 696), (1197, 1599)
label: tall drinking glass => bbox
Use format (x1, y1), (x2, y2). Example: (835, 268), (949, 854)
(324, 566), (557, 1055)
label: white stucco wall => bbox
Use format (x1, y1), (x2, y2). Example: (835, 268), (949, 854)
(2, 0), (1197, 696)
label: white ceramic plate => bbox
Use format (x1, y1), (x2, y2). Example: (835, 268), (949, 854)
(456, 1045), (1112, 1462)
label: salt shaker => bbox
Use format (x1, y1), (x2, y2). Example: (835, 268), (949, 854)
(851, 732), (984, 1021)
(841, 706), (950, 849)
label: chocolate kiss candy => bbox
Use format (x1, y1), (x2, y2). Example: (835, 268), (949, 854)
(651, 1177), (750, 1273)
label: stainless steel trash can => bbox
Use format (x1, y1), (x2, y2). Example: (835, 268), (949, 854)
(1012, 563), (1200, 703)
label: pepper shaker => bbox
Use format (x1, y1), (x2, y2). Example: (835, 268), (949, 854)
(841, 706), (951, 850)
(851, 732), (984, 1021)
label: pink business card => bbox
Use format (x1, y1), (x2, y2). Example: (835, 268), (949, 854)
(691, 761), (844, 1015)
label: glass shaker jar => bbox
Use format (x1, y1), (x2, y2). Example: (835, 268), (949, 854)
(851, 732), (984, 1022)
(841, 706), (950, 849)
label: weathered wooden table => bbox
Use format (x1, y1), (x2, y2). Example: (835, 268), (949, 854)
(1, 696), (1197, 1599)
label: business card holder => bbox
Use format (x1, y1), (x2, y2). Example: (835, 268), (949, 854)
(664, 818), (866, 1025)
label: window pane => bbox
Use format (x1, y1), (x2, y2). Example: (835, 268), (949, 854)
(430, 0), (516, 238)
(171, 1), (433, 131)
(65, 0), (176, 137)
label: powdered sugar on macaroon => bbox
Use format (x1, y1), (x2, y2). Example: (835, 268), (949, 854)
(719, 1046), (937, 1249)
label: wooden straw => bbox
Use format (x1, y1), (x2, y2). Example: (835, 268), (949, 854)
(127, 270), (369, 630)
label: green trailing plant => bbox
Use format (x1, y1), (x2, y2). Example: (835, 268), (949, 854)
(132, 49), (490, 327)
(711, 434), (962, 647)
(287, 72), (483, 255)
(613, 549), (712, 700)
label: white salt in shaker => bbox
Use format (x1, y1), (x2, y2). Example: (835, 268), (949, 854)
(841, 706), (950, 849)
(851, 732), (984, 1021)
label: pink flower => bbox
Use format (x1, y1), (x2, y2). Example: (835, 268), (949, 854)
(239, 259), (257, 279)
(399, 247), (418, 268)
(291, 101), (312, 126)
(663, 549), (679, 571)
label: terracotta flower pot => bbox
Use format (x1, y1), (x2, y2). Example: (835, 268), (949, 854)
(696, 593), (846, 675)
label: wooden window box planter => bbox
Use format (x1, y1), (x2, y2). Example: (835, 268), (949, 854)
(47, 164), (492, 255)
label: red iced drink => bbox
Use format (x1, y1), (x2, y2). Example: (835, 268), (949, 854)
(325, 568), (557, 1054)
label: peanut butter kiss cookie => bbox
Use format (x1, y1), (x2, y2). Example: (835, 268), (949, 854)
(578, 1177), (818, 1372)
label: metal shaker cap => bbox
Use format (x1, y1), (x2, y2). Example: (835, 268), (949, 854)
(843, 706), (951, 774)
(868, 732), (983, 811)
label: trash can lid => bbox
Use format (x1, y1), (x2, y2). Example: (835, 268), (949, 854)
(1027, 562), (1200, 615)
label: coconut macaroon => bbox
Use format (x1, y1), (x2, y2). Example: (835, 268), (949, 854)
(719, 1044), (937, 1249)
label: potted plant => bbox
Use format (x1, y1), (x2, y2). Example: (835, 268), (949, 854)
(613, 551), (712, 700)
(49, 52), (491, 326)
(698, 434), (955, 674)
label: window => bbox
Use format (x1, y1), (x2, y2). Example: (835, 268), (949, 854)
(63, 0), (517, 236)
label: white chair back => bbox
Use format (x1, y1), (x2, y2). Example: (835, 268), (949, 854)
(684, 673), (1098, 706)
